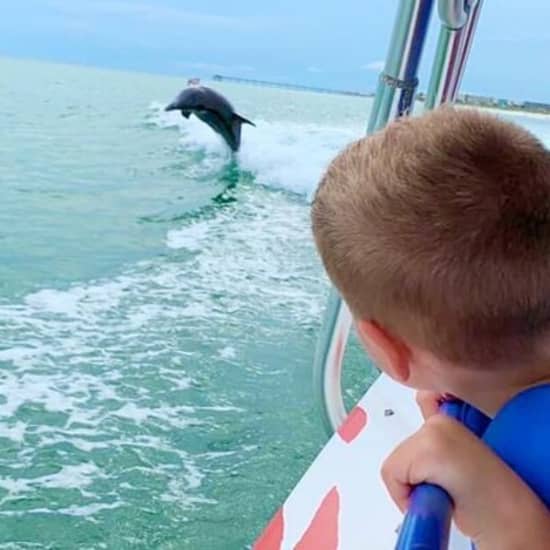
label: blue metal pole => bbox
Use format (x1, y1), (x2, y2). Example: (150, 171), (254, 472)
(395, 401), (491, 550)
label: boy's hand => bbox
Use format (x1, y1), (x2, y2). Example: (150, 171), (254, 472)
(415, 390), (448, 419)
(382, 415), (550, 549)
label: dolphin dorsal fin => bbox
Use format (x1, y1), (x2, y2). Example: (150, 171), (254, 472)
(233, 113), (255, 127)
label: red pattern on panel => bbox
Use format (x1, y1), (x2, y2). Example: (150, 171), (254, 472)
(294, 486), (340, 550)
(254, 507), (284, 550)
(337, 406), (368, 444)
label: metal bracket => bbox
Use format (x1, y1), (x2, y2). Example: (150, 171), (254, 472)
(438, 0), (477, 29)
(380, 73), (419, 92)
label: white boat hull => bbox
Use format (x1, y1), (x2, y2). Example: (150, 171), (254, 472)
(254, 375), (470, 549)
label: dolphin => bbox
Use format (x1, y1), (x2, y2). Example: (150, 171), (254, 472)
(165, 86), (255, 152)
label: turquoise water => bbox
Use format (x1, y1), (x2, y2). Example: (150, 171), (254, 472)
(0, 57), (375, 549)
(2, 56), (550, 549)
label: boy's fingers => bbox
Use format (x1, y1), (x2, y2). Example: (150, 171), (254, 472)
(381, 441), (414, 514)
(381, 418), (453, 514)
(416, 391), (441, 419)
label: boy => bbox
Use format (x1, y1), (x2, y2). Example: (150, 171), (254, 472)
(311, 107), (550, 548)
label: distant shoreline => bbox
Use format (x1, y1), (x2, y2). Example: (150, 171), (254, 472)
(213, 74), (550, 117)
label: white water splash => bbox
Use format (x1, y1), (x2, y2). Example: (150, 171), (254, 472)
(148, 101), (361, 197)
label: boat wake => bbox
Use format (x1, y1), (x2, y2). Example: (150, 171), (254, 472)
(147, 101), (362, 199)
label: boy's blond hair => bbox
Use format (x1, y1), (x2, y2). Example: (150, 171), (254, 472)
(312, 107), (550, 366)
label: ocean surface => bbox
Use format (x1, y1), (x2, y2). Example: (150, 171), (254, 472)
(1, 56), (550, 549)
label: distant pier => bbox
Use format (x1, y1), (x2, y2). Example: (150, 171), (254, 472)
(211, 74), (550, 114)
(212, 74), (374, 98)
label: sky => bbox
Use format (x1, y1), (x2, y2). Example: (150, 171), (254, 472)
(1, 1), (549, 102)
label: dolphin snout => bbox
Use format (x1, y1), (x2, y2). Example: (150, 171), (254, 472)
(164, 102), (192, 119)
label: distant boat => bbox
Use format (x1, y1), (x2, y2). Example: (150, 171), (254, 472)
(187, 77), (201, 86)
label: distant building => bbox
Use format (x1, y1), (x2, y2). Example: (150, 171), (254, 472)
(187, 78), (201, 86)
(523, 101), (550, 113)
(460, 93), (496, 107)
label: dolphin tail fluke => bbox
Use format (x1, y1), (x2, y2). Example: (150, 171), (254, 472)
(230, 114), (255, 151)
(230, 117), (243, 152)
(233, 113), (256, 127)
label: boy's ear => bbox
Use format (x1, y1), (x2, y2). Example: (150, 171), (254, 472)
(355, 319), (411, 384)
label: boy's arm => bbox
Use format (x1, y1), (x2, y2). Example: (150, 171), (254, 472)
(381, 415), (550, 549)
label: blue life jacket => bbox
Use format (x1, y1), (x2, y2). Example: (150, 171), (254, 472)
(394, 388), (550, 550)
(482, 383), (550, 508)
